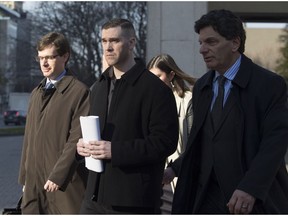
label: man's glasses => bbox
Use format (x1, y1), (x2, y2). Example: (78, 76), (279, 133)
(35, 55), (59, 62)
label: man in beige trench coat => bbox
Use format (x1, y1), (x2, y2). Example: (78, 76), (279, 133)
(18, 32), (90, 214)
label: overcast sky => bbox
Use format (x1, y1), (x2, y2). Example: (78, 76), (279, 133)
(23, 1), (38, 11)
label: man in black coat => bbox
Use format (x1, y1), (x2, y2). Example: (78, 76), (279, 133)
(172, 9), (288, 214)
(76, 18), (178, 214)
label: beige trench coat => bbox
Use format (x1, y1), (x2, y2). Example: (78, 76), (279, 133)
(167, 90), (193, 191)
(18, 74), (90, 214)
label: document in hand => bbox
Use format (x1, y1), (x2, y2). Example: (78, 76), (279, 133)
(80, 116), (104, 172)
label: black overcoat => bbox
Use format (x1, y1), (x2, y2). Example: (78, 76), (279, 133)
(172, 55), (288, 213)
(85, 59), (179, 208)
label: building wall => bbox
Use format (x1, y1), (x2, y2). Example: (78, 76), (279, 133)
(146, 1), (207, 78)
(147, 2), (287, 79)
(0, 2), (29, 111)
(0, 18), (17, 88)
(244, 27), (284, 72)
(0, 1), (23, 11)
(0, 19), (8, 72)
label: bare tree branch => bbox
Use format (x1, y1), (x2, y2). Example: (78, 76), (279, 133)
(30, 1), (147, 87)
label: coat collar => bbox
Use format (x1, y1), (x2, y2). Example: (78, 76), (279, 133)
(37, 69), (75, 93)
(199, 54), (253, 91)
(232, 54), (253, 89)
(99, 58), (146, 85)
(195, 55), (253, 135)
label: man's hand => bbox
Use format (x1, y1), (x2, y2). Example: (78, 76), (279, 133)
(44, 180), (59, 192)
(77, 138), (112, 159)
(227, 189), (255, 214)
(89, 140), (112, 159)
(77, 138), (91, 157)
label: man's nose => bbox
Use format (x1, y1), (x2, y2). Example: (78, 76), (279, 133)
(105, 42), (113, 50)
(199, 44), (208, 54)
(42, 59), (49, 66)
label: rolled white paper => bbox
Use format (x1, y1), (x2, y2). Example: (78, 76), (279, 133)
(80, 116), (104, 173)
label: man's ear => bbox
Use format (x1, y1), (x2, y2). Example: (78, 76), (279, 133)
(63, 52), (69, 59)
(129, 37), (136, 50)
(232, 37), (241, 52)
(64, 52), (70, 64)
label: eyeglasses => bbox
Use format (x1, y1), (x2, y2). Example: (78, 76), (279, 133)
(35, 55), (59, 62)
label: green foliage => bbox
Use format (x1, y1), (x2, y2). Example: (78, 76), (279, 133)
(0, 126), (25, 136)
(276, 26), (288, 82)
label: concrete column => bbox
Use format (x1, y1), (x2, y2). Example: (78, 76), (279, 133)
(146, 1), (208, 78)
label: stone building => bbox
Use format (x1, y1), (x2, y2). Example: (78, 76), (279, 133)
(0, 2), (32, 112)
(146, 1), (288, 79)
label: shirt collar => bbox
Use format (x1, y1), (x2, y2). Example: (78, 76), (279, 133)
(214, 55), (242, 82)
(46, 70), (66, 85)
(100, 58), (146, 85)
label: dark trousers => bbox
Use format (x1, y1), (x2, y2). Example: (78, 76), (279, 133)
(197, 172), (230, 214)
(80, 199), (156, 214)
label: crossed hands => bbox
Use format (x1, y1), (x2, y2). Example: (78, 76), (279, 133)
(77, 138), (112, 159)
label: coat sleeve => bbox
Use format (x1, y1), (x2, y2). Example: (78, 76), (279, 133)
(237, 75), (288, 201)
(47, 88), (90, 191)
(186, 97), (193, 138)
(18, 91), (35, 185)
(169, 98), (193, 176)
(111, 85), (179, 167)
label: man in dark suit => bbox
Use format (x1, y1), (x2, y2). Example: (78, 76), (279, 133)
(172, 9), (288, 214)
(76, 18), (178, 214)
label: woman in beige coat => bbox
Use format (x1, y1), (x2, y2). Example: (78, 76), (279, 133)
(147, 53), (196, 213)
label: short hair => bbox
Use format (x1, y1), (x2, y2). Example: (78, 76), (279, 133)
(37, 32), (70, 57)
(102, 18), (136, 38)
(194, 9), (246, 53)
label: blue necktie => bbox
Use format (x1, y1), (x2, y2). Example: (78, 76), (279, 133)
(45, 82), (54, 89)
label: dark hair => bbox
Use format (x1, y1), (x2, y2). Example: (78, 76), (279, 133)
(102, 18), (136, 37)
(37, 32), (70, 64)
(147, 54), (196, 98)
(194, 9), (246, 53)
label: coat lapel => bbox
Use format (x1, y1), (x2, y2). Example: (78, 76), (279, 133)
(213, 55), (252, 134)
(194, 90), (213, 131)
(213, 90), (237, 134)
(192, 73), (214, 135)
(91, 75), (109, 133)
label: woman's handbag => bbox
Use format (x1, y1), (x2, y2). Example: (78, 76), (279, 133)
(2, 196), (22, 215)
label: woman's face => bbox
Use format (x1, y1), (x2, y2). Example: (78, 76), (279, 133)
(149, 67), (174, 88)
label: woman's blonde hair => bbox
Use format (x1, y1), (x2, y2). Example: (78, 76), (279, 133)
(147, 54), (196, 98)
